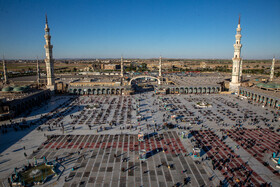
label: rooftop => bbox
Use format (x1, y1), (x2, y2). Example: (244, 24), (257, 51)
(240, 86), (280, 99)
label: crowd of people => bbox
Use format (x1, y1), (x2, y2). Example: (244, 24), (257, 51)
(2, 91), (279, 186)
(191, 130), (272, 186)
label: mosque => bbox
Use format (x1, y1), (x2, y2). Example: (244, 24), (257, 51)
(0, 16), (279, 119)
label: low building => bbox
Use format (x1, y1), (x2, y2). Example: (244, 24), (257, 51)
(0, 89), (51, 120)
(103, 64), (120, 70)
(238, 83), (280, 109)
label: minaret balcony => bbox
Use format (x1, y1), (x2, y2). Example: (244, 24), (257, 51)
(233, 44), (242, 48)
(235, 34), (241, 37)
(232, 57), (242, 61)
(44, 35), (51, 39)
(44, 45), (53, 49)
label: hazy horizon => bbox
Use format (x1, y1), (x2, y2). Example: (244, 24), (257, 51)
(3, 57), (277, 61)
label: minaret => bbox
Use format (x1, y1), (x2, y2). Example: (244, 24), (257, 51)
(37, 57), (40, 86)
(270, 57), (275, 82)
(159, 56), (162, 77)
(2, 56), (8, 84)
(230, 16), (242, 92)
(44, 14), (55, 91)
(120, 56), (124, 77)
(239, 59), (243, 82)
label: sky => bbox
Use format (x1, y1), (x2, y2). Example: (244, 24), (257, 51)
(0, 0), (279, 59)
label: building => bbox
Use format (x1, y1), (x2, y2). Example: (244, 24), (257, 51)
(44, 15), (56, 91)
(239, 84), (280, 109)
(229, 16), (243, 92)
(103, 64), (120, 70)
(0, 87), (51, 120)
(2, 57), (8, 84)
(121, 56), (124, 77)
(270, 57), (275, 82)
(159, 56), (162, 77)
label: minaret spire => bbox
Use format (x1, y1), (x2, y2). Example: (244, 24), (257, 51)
(270, 57), (275, 82)
(238, 14), (240, 25)
(44, 15), (55, 91)
(120, 56), (124, 77)
(2, 55), (8, 85)
(229, 16), (243, 92)
(45, 14), (48, 25)
(159, 56), (162, 77)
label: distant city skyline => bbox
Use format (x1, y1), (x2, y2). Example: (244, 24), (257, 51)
(0, 0), (280, 59)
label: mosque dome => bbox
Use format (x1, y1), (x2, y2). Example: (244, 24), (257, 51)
(1, 86), (13, 92)
(256, 82), (280, 89)
(13, 86), (25, 92)
(22, 85), (29, 90)
(256, 83), (266, 87)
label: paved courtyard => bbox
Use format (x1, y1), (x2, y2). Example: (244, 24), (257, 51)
(31, 132), (210, 187)
(0, 92), (280, 186)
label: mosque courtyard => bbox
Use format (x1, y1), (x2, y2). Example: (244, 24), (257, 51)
(0, 92), (280, 186)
